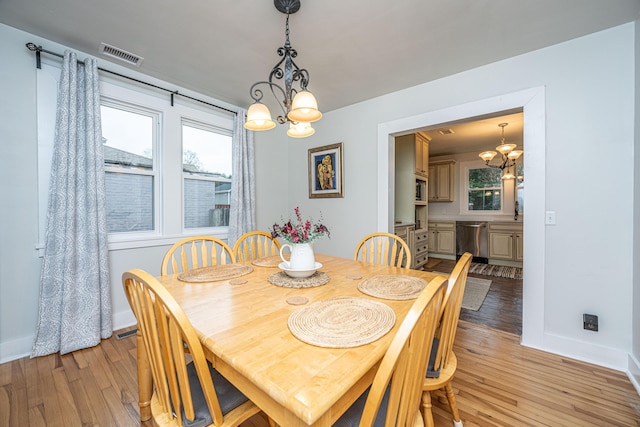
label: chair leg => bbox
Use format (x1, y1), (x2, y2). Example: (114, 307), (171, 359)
(421, 391), (435, 427)
(444, 383), (463, 426)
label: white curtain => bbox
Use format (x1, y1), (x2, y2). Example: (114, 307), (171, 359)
(31, 51), (112, 357)
(227, 108), (256, 247)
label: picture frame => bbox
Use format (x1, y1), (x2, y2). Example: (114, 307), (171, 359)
(308, 142), (344, 198)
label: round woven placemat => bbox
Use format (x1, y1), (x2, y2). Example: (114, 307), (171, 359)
(177, 264), (253, 283)
(268, 271), (330, 288)
(288, 296), (396, 348)
(251, 256), (282, 268)
(358, 274), (427, 300)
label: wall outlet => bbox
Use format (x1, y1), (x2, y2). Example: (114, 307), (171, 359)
(583, 313), (598, 331)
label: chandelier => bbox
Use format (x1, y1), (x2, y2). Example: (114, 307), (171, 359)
(244, 0), (321, 138)
(478, 123), (523, 180)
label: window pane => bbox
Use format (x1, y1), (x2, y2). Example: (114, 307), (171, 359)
(101, 104), (156, 233)
(516, 163), (524, 212)
(101, 105), (153, 168)
(183, 123), (232, 228)
(105, 172), (154, 232)
(468, 167), (502, 211)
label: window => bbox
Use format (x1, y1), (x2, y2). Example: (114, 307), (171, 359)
(466, 166), (502, 211)
(516, 161), (524, 212)
(101, 103), (158, 233)
(182, 121), (232, 229)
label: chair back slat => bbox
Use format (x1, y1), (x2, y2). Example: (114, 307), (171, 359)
(354, 232), (412, 268)
(161, 236), (235, 275)
(232, 231), (281, 263)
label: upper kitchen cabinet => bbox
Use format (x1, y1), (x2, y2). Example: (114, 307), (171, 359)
(428, 160), (455, 202)
(396, 133), (430, 178)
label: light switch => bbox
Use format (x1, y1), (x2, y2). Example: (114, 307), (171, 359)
(545, 211), (556, 225)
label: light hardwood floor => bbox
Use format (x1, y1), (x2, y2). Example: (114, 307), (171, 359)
(2, 322), (638, 426)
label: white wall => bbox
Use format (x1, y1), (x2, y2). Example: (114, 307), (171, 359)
(255, 24), (637, 372)
(0, 23), (239, 361)
(631, 19), (640, 391)
(1, 20), (638, 377)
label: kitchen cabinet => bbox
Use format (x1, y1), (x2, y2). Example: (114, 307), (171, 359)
(427, 221), (456, 256)
(428, 160), (455, 202)
(396, 133), (430, 178)
(488, 222), (523, 262)
(413, 228), (429, 269)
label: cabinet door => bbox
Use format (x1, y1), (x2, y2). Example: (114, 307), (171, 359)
(414, 135), (429, 177)
(435, 164), (451, 201)
(489, 232), (514, 260)
(427, 229), (437, 253)
(515, 232), (524, 261)
(436, 230), (456, 255)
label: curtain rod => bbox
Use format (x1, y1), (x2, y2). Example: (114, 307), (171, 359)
(26, 42), (237, 116)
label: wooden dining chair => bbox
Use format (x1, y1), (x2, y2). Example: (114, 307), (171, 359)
(354, 232), (412, 268)
(421, 252), (472, 427)
(161, 236), (235, 275)
(334, 275), (447, 427)
(122, 269), (262, 427)
(232, 231), (281, 263)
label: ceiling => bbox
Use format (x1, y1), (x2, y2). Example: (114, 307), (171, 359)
(1, 0), (637, 154)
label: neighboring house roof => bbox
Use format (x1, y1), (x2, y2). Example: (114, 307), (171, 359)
(104, 146), (231, 181)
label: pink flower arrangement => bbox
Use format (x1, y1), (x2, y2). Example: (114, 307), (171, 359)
(271, 207), (330, 244)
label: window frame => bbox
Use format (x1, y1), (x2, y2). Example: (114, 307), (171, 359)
(101, 98), (161, 238)
(181, 118), (233, 233)
(460, 160), (506, 215)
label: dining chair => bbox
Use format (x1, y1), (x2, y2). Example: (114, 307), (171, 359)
(354, 232), (412, 268)
(122, 269), (262, 427)
(161, 236), (235, 275)
(232, 231), (281, 263)
(421, 252), (472, 427)
(334, 275), (447, 427)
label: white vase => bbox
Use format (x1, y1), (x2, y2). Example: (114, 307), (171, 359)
(280, 242), (316, 270)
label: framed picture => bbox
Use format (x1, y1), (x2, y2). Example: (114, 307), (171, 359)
(308, 142), (344, 198)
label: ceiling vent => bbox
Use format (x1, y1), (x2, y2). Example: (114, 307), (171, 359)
(438, 128), (455, 135)
(99, 42), (144, 67)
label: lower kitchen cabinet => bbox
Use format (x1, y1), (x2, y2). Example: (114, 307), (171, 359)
(427, 221), (456, 256)
(412, 228), (429, 269)
(488, 222), (523, 262)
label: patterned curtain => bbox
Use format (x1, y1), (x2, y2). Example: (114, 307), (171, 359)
(31, 51), (111, 357)
(227, 109), (256, 248)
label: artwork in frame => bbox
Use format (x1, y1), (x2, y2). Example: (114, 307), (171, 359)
(308, 143), (344, 198)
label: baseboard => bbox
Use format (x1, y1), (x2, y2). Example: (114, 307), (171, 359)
(522, 331), (629, 372)
(628, 353), (640, 396)
(0, 309), (137, 364)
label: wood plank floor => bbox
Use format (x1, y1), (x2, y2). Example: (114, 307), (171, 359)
(2, 322), (638, 426)
(425, 258), (523, 336)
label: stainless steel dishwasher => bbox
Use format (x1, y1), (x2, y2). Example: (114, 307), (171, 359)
(456, 221), (488, 263)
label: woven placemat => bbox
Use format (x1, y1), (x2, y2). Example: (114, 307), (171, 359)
(251, 255), (282, 268)
(288, 296), (396, 348)
(358, 274), (427, 300)
(177, 264), (253, 283)
(268, 271), (330, 288)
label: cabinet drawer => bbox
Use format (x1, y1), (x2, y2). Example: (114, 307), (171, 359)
(414, 252), (428, 267)
(427, 221), (455, 230)
(488, 222), (522, 233)
(414, 231), (428, 242)
(415, 242), (428, 255)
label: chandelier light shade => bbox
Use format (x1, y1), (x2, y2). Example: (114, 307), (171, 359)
(244, 0), (321, 137)
(478, 122), (523, 179)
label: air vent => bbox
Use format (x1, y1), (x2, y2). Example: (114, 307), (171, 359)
(438, 128), (454, 135)
(99, 42), (144, 67)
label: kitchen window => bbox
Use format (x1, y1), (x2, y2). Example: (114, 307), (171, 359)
(467, 166), (502, 211)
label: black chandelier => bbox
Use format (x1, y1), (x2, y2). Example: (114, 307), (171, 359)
(243, 0), (321, 138)
(478, 123), (523, 180)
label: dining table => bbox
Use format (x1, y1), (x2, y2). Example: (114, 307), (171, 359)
(135, 253), (444, 426)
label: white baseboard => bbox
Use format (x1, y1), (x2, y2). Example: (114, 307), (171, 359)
(522, 331), (629, 372)
(628, 353), (640, 396)
(0, 309), (137, 364)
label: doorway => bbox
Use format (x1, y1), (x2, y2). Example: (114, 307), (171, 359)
(376, 87), (546, 348)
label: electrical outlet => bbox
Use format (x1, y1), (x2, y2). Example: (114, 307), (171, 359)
(583, 314), (598, 331)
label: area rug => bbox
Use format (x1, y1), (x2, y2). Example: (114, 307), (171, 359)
(469, 262), (523, 280)
(433, 273), (491, 311)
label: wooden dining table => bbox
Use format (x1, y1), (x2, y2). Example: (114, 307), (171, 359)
(136, 254), (444, 426)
